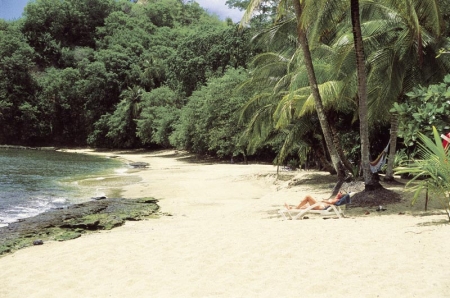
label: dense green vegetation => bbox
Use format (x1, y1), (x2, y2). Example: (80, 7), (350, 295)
(0, 0), (258, 150)
(1, 0), (450, 182)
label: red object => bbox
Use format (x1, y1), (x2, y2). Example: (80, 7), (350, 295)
(443, 132), (450, 148)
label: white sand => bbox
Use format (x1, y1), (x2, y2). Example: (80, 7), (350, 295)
(0, 150), (449, 298)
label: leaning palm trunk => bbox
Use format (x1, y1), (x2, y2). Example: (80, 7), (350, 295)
(330, 123), (354, 175)
(350, 0), (381, 190)
(293, 0), (346, 195)
(384, 113), (399, 181)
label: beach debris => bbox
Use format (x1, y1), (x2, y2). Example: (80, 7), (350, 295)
(129, 162), (149, 168)
(376, 206), (387, 212)
(364, 211), (370, 215)
(33, 239), (44, 245)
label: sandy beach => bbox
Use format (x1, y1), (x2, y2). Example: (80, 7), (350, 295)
(0, 149), (449, 298)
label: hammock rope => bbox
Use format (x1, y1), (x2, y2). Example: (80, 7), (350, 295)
(369, 141), (390, 173)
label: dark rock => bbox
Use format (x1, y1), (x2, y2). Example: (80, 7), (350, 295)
(0, 198), (159, 256)
(33, 239), (44, 245)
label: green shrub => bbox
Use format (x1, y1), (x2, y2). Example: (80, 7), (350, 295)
(395, 127), (450, 221)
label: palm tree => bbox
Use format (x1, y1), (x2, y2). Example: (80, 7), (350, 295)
(292, 0), (346, 184)
(242, 0), (449, 191)
(241, 0), (346, 194)
(121, 86), (143, 120)
(349, 0), (381, 189)
(105, 86), (143, 148)
(343, 0), (444, 188)
(305, 0), (449, 185)
(284, 0), (377, 188)
(365, 0), (448, 181)
(237, 51), (291, 155)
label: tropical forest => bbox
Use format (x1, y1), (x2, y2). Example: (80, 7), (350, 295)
(1, 0), (450, 199)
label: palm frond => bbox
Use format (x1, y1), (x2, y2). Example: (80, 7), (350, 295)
(395, 126), (450, 216)
(239, 0), (265, 28)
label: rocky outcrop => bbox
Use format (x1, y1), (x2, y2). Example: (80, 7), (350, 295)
(0, 197), (159, 256)
(0, 145), (57, 150)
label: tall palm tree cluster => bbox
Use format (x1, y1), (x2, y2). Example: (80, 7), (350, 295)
(239, 0), (450, 192)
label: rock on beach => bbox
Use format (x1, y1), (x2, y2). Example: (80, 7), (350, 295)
(0, 197), (159, 256)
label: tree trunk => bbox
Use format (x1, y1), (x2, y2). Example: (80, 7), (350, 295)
(350, 0), (381, 191)
(292, 0), (345, 184)
(330, 121), (354, 175)
(331, 161), (346, 197)
(315, 148), (336, 174)
(384, 113), (398, 182)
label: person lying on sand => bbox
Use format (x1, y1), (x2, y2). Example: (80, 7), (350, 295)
(285, 192), (344, 210)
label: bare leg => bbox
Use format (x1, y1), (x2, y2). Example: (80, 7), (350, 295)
(293, 195), (317, 209)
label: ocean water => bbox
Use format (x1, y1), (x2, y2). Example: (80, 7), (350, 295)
(0, 149), (125, 225)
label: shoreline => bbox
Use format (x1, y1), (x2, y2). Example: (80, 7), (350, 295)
(0, 149), (449, 297)
(0, 147), (133, 226)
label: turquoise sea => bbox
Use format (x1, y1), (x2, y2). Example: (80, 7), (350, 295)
(0, 148), (125, 226)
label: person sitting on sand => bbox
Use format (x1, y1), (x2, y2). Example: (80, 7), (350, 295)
(285, 192), (344, 210)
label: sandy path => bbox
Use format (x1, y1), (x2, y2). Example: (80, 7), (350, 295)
(0, 150), (449, 298)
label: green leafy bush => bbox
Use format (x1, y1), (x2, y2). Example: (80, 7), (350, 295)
(392, 75), (450, 147)
(395, 127), (450, 221)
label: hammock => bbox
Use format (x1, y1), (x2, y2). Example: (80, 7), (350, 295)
(369, 141), (390, 173)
